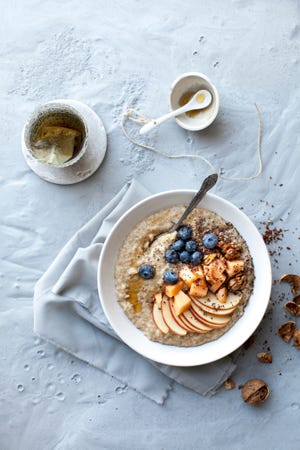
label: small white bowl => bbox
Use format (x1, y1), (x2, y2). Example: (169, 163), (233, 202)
(170, 72), (219, 131)
(98, 190), (272, 367)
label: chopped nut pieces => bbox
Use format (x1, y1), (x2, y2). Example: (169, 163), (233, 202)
(262, 222), (283, 244)
(224, 378), (235, 390)
(284, 301), (300, 317)
(241, 378), (270, 405)
(257, 352), (273, 363)
(228, 274), (247, 292)
(280, 274), (300, 295)
(221, 243), (241, 260)
(293, 329), (300, 348)
(278, 321), (296, 343)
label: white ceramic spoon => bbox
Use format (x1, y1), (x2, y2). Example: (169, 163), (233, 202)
(139, 89), (212, 135)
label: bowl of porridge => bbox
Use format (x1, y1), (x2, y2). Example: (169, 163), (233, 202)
(97, 190), (272, 366)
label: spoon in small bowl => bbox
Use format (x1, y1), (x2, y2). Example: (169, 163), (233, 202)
(139, 89), (212, 135)
(150, 173), (218, 246)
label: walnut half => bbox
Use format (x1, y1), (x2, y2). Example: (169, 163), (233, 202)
(293, 329), (300, 348)
(221, 243), (241, 260)
(228, 274), (247, 292)
(241, 378), (270, 405)
(278, 321), (296, 343)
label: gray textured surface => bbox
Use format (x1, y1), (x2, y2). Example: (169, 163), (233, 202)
(1, 1), (300, 449)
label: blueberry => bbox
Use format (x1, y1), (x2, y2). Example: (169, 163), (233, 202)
(202, 232), (218, 249)
(165, 248), (179, 264)
(171, 239), (185, 252)
(179, 250), (191, 263)
(185, 240), (198, 253)
(190, 251), (203, 265)
(163, 270), (179, 285)
(177, 226), (192, 241)
(138, 264), (155, 279)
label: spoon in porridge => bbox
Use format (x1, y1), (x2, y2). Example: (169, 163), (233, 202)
(150, 173), (218, 246)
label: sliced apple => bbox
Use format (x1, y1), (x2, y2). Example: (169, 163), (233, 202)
(164, 280), (183, 298)
(216, 287), (228, 303)
(190, 301), (232, 328)
(169, 300), (198, 332)
(152, 302), (169, 334)
(154, 292), (163, 308)
(181, 309), (213, 333)
(173, 290), (192, 316)
(161, 296), (187, 336)
(199, 291), (241, 310)
(192, 296), (237, 316)
(179, 313), (203, 333)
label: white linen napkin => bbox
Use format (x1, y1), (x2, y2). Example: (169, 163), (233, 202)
(34, 179), (237, 404)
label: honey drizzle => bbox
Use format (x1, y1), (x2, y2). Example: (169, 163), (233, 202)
(127, 277), (143, 312)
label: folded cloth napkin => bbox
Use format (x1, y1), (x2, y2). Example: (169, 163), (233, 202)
(34, 179), (237, 404)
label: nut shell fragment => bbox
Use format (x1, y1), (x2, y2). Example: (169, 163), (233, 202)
(280, 274), (300, 295)
(224, 378), (235, 390)
(284, 301), (300, 317)
(293, 329), (300, 348)
(278, 321), (296, 343)
(257, 352), (273, 363)
(293, 294), (300, 305)
(241, 378), (270, 405)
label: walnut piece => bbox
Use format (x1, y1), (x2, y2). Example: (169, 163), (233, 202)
(293, 329), (300, 348)
(221, 243), (241, 260)
(280, 274), (300, 295)
(241, 378), (270, 405)
(224, 378), (235, 390)
(228, 274), (247, 292)
(257, 352), (273, 363)
(284, 301), (300, 317)
(278, 321), (296, 343)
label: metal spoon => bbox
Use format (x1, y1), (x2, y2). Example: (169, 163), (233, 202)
(139, 89), (212, 135)
(151, 173), (218, 245)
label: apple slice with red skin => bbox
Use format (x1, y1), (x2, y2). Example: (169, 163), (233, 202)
(190, 307), (229, 329)
(152, 302), (169, 334)
(181, 309), (213, 333)
(161, 296), (187, 336)
(199, 291), (241, 311)
(190, 301), (232, 328)
(168, 299), (200, 333)
(192, 296), (237, 316)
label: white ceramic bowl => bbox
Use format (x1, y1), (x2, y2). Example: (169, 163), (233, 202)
(98, 191), (272, 367)
(170, 72), (219, 131)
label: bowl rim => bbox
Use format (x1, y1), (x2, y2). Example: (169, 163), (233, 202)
(169, 72), (220, 131)
(97, 190), (272, 367)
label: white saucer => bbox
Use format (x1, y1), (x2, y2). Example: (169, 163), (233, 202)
(21, 99), (107, 185)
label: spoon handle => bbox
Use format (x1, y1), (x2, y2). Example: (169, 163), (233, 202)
(169, 173), (218, 233)
(140, 104), (192, 135)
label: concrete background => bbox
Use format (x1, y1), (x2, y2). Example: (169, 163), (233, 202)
(1, 0), (300, 449)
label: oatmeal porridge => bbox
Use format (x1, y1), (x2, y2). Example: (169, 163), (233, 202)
(114, 205), (254, 347)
